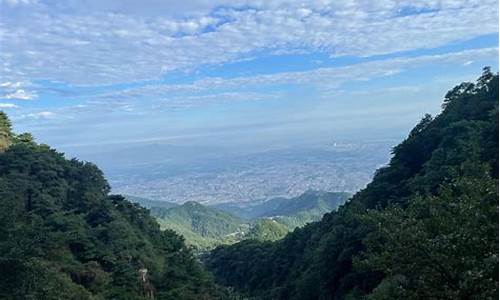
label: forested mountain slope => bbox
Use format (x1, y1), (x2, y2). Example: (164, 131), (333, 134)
(0, 114), (224, 299)
(151, 201), (249, 250)
(214, 191), (350, 220)
(245, 219), (289, 242)
(149, 192), (349, 250)
(206, 68), (499, 299)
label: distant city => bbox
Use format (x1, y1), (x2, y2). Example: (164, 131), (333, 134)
(90, 140), (396, 204)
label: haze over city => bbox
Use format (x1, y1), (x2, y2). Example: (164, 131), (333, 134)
(1, 0), (498, 202)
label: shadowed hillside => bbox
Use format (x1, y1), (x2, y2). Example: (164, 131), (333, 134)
(206, 68), (499, 300)
(148, 191), (350, 251)
(152, 201), (249, 250)
(0, 121), (226, 299)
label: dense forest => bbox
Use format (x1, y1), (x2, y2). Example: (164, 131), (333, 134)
(0, 68), (497, 300)
(206, 68), (499, 299)
(0, 114), (228, 299)
(139, 191), (349, 251)
(151, 201), (249, 250)
(214, 191), (350, 224)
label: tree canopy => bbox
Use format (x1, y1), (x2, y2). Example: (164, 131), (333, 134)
(205, 68), (499, 300)
(0, 122), (227, 299)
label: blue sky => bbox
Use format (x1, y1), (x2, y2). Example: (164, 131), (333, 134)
(0, 0), (498, 156)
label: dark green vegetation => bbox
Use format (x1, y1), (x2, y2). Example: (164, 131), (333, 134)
(0, 112), (13, 151)
(151, 201), (249, 250)
(0, 118), (227, 299)
(206, 68), (499, 299)
(147, 191), (350, 250)
(259, 191), (351, 229)
(245, 219), (289, 242)
(214, 190), (350, 220)
(1, 69), (497, 300)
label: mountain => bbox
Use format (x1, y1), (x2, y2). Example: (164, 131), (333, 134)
(214, 191), (350, 228)
(206, 68), (499, 299)
(245, 219), (289, 241)
(253, 191), (351, 219)
(125, 195), (178, 209)
(148, 191), (348, 250)
(150, 202), (249, 250)
(0, 116), (225, 299)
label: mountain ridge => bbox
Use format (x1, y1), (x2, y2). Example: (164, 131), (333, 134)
(213, 190), (350, 219)
(0, 113), (224, 299)
(205, 68), (499, 299)
(145, 191), (350, 250)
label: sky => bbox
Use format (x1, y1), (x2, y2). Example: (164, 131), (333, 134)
(0, 0), (498, 157)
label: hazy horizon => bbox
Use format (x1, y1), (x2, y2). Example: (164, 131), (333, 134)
(1, 0), (498, 203)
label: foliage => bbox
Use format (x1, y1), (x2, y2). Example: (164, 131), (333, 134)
(151, 201), (249, 251)
(0, 111), (13, 151)
(245, 219), (289, 241)
(0, 125), (223, 299)
(215, 191), (350, 220)
(357, 161), (498, 299)
(150, 192), (349, 251)
(205, 68), (499, 299)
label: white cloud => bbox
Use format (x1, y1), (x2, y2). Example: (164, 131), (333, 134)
(2, 89), (37, 100)
(151, 91), (283, 110)
(36, 47), (494, 119)
(0, 81), (37, 100)
(0, 103), (19, 108)
(24, 111), (56, 119)
(0, 0), (497, 86)
(94, 47), (498, 103)
(0, 81), (23, 88)
(0, 0), (37, 7)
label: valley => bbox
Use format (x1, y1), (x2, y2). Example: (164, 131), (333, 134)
(1, 1), (498, 298)
(0, 69), (497, 299)
(129, 191), (351, 251)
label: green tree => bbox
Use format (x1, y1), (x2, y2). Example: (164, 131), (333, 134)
(206, 68), (499, 299)
(0, 111), (13, 151)
(0, 115), (226, 299)
(357, 162), (498, 299)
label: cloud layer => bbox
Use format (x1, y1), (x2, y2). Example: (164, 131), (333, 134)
(0, 0), (498, 153)
(1, 0), (498, 85)
(82, 47), (499, 107)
